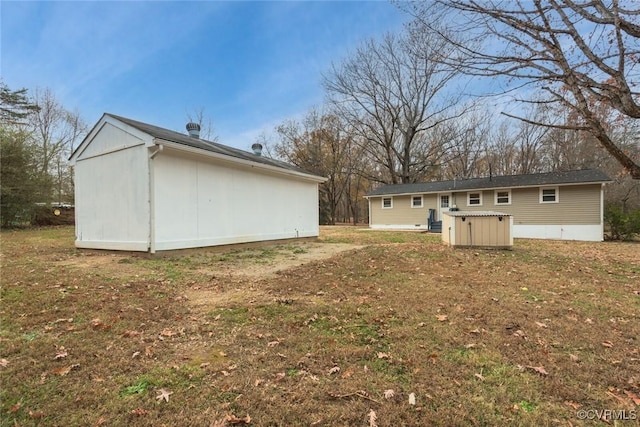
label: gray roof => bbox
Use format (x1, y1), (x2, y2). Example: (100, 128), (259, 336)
(101, 114), (322, 179)
(365, 169), (611, 197)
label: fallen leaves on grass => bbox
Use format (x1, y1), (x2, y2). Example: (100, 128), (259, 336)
(606, 389), (628, 404)
(7, 402), (22, 413)
(0, 358), (9, 367)
(624, 390), (640, 405)
(225, 414), (251, 424)
(383, 389), (395, 400)
(525, 365), (549, 376)
(408, 393), (416, 405)
(602, 341), (614, 348)
(130, 408), (149, 416)
(534, 321), (548, 328)
(29, 410), (44, 419)
(51, 364), (79, 376)
(368, 409), (378, 427)
(91, 318), (110, 330)
(564, 401), (581, 410)
(155, 388), (173, 402)
(513, 329), (526, 338)
(436, 314), (448, 322)
(328, 366), (341, 375)
(53, 351), (68, 360)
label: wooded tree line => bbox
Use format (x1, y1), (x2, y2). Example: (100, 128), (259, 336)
(2, 1), (638, 230)
(1, 84), (87, 226)
(267, 0), (639, 225)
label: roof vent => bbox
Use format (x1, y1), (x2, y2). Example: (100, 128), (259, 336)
(186, 122), (201, 139)
(251, 143), (263, 156)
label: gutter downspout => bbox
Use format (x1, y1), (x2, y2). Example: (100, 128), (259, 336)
(148, 144), (163, 253)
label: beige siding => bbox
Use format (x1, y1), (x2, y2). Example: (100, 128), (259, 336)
(370, 194), (437, 226)
(449, 184), (601, 225)
(448, 215), (511, 247)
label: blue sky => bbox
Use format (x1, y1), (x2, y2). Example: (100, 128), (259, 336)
(1, 1), (408, 149)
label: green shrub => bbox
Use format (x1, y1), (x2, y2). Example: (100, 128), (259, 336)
(605, 205), (640, 241)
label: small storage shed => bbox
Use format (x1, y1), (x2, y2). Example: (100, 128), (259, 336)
(442, 211), (513, 249)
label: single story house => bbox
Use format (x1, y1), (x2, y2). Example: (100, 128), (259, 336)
(69, 113), (326, 253)
(364, 169), (611, 241)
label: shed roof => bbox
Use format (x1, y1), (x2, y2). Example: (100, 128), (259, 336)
(444, 211), (511, 217)
(73, 113), (325, 181)
(108, 114), (321, 177)
(365, 169), (611, 197)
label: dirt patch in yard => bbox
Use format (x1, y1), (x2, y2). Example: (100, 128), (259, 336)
(61, 240), (364, 312)
(195, 242), (363, 278)
(185, 242), (364, 312)
(62, 241), (363, 280)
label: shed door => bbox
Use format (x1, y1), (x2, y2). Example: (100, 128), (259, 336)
(438, 193), (451, 221)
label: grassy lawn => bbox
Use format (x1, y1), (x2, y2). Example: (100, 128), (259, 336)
(1, 226), (638, 426)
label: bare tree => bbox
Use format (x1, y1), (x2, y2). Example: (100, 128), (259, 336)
(30, 88), (87, 203)
(186, 107), (218, 142)
(273, 109), (358, 224)
(438, 111), (491, 179)
(404, 0), (640, 178)
(324, 31), (462, 184)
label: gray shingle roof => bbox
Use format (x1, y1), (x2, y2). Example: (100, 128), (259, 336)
(105, 114), (322, 178)
(365, 169), (611, 197)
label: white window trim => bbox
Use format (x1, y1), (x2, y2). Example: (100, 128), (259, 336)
(539, 186), (559, 204)
(411, 195), (423, 208)
(382, 197), (393, 209)
(494, 189), (512, 206)
(467, 191), (483, 207)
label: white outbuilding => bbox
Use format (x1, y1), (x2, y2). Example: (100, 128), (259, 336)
(69, 113), (326, 253)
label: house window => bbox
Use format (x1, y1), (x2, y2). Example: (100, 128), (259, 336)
(440, 195), (449, 208)
(382, 197), (393, 209)
(411, 195), (423, 208)
(540, 187), (559, 203)
(495, 190), (511, 205)
(467, 192), (482, 206)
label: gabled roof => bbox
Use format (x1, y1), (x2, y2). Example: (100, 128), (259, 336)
(72, 113), (325, 181)
(365, 169), (611, 197)
(108, 114), (322, 177)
